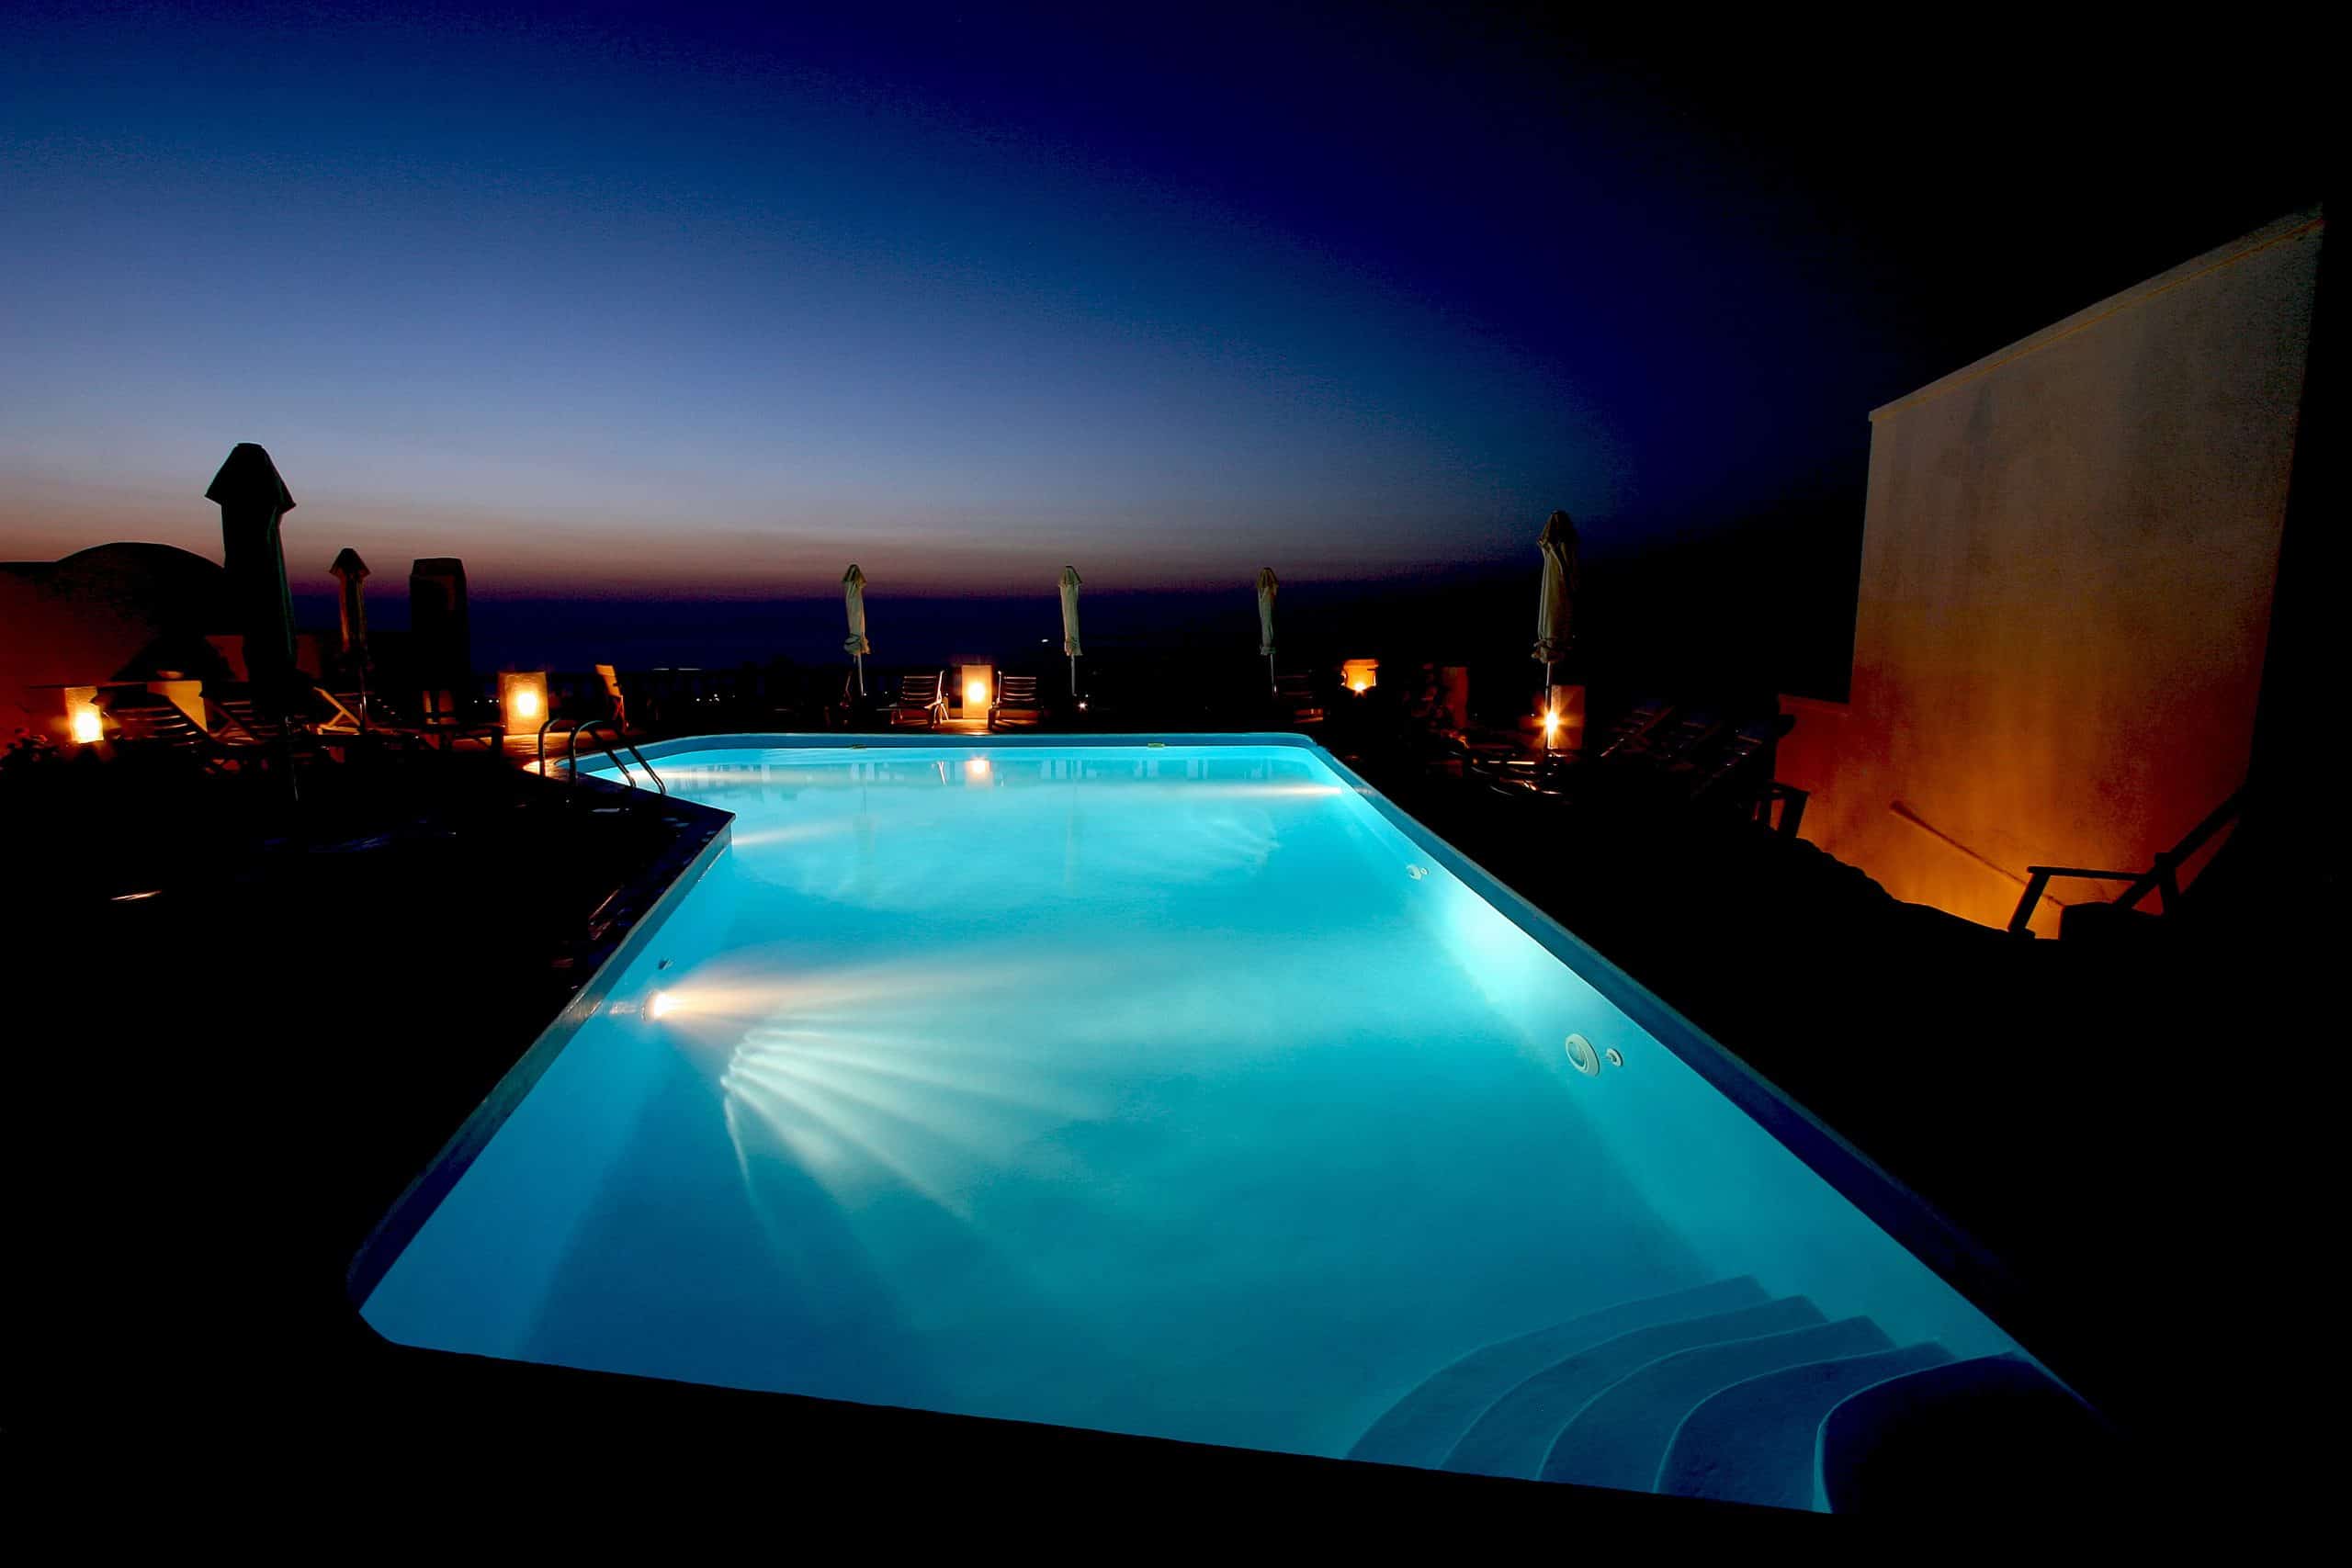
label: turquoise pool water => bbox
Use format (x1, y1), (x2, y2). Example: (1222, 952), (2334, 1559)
(358, 739), (2041, 1507)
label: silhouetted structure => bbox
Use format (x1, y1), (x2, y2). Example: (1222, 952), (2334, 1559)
(206, 442), (298, 698)
(0, 543), (232, 737)
(329, 547), (370, 666)
(408, 558), (471, 718)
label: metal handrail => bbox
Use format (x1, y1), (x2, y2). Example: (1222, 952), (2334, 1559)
(536, 715), (665, 796)
(535, 713), (613, 781)
(569, 717), (665, 796)
(536, 713), (568, 777)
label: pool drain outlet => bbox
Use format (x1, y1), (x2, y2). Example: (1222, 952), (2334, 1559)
(1564, 1033), (1601, 1076)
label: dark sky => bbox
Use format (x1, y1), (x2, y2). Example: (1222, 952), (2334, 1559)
(1, 2), (2327, 599)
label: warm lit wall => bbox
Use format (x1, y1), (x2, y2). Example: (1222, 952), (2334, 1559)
(1785, 211), (2323, 934)
(0, 542), (232, 736)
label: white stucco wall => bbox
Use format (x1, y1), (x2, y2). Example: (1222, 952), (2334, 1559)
(1783, 210), (2323, 933)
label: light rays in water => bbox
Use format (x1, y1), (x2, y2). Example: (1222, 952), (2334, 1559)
(683, 953), (1118, 1224)
(726, 819), (857, 852)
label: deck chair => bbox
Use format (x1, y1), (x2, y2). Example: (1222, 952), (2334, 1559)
(1464, 696), (1662, 793)
(314, 688), (367, 735)
(311, 688), (435, 754)
(594, 663), (630, 731)
(889, 671), (947, 728)
(207, 693), (325, 754)
(989, 673), (1045, 730)
(1467, 697), (1679, 800)
(1272, 671), (1326, 726)
(1591, 698), (1676, 761)
(1638, 708), (1724, 770)
(1685, 713), (1794, 803)
(374, 694), (506, 753)
(108, 696), (247, 772)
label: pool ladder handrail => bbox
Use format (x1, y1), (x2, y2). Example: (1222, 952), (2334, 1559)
(537, 715), (665, 796)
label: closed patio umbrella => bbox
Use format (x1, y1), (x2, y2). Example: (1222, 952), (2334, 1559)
(1059, 566), (1083, 696)
(207, 441), (300, 796)
(842, 564), (871, 696)
(329, 547), (369, 663)
(1256, 567), (1279, 695)
(329, 547), (371, 720)
(1533, 510), (1578, 737)
(208, 443), (299, 695)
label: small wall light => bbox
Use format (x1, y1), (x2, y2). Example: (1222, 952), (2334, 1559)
(1340, 658), (1378, 694)
(499, 671), (550, 732)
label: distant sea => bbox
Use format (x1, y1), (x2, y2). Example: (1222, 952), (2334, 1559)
(289, 516), (1864, 707)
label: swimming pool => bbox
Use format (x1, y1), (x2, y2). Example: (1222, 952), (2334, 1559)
(355, 735), (2078, 1509)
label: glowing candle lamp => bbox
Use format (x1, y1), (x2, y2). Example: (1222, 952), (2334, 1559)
(498, 671), (550, 732)
(63, 686), (102, 745)
(958, 663), (993, 716)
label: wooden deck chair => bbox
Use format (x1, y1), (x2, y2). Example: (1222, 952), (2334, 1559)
(890, 671), (947, 728)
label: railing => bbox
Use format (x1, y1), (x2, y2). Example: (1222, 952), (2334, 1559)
(537, 715), (665, 797)
(2007, 787), (2245, 936)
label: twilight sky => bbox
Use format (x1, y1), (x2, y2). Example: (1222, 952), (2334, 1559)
(0, 3), (2324, 596)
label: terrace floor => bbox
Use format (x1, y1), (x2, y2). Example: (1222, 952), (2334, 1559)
(12, 712), (2318, 1512)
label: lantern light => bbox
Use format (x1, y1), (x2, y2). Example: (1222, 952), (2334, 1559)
(63, 686), (103, 746)
(498, 671), (550, 732)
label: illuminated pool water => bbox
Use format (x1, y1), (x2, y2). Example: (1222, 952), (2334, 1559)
(356, 738), (2059, 1508)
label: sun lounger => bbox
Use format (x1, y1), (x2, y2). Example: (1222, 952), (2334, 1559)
(1273, 671), (1325, 726)
(989, 673), (1045, 729)
(890, 671), (947, 728)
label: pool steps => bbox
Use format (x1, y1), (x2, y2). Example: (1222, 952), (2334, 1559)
(1654, 1341), (1958, 1508)
(1345, 1277), (1773, 1470)
(1813, 1352), (2116, 1514)
(1538, 1314), (1896, 1492)
(1441, 1295), (1829, 1479)
(1350, 1279), (2083, 1512)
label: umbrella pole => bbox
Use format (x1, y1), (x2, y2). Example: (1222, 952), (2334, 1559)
(855, 652), (865, 697)
(1069, 656), (1077, 697)
(1267, 650), (1276, 697)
